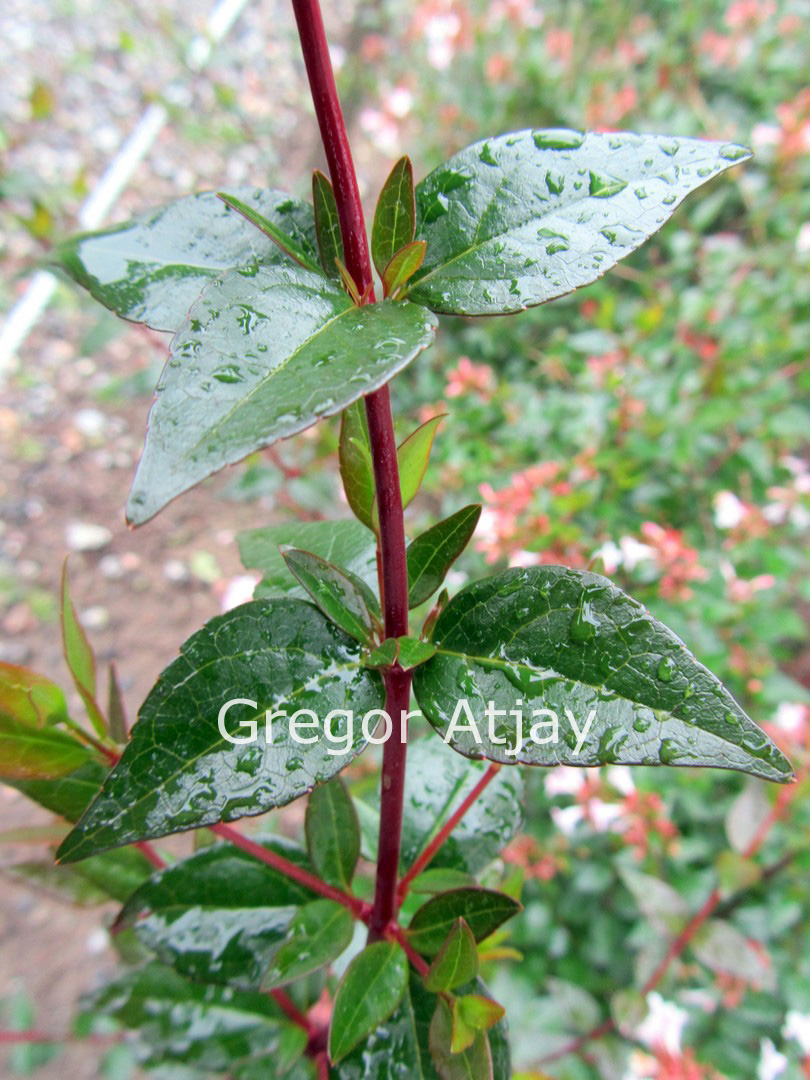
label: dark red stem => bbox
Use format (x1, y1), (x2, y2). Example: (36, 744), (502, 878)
(134, 840), (166, 869)
(290, 0), (412, 940)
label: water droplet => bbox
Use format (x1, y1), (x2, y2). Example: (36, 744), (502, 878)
(286, 756), (303, 772)
(657, 656), (675, 683)
(662, 193), (677, 205)
(570, 599), (598, 642)
(546, 239), (569, 255)
(633, 714), (651, 733)
(478, 143), (498, 166)
(213, 364), (245, 384)
(532, 129), (585, 150)
(545, 170), (565, 195)
(719, 144), (749, 161)
(660, 139), (680, 156)
(589, 172), (628, 197)
(724, 710), (739, 726)
(659, 739), (679, 765)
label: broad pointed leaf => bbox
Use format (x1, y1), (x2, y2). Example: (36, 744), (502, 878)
(339, 402), (375, 530)
(372, 156), (416, 277)
(0, 714), (90, 781)
(56, 598), (384, 862)
(5, 759), (108, 822)
(412, 567), (794, 782)
(305, 776), (361, 889)
(117, 839), (316, 988)
(455, 995), (504, 1033)
(217, 192), (322, 272)
(425, 918), (479, 992)
(5, 847), (151, 906)
(407, 888), (522, 956)
(126, 264), (436, 524)
(429, 997), (493, 1080)
(313, 170), (344, 278)
(0, 662), (68, 727)
(54, 188), (318, 331)
(407, 505), (482, 608)
(405, 130), (751, 315)
(262, 899), (354, 989)
(328, 942), (409, 1062)
(61, 562), (105, 736)
(282, 549), (375, 644)
(383, 240), (427, 298)
(370, 414), (445, 530)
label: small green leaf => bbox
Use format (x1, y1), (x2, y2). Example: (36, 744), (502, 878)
(335, 256), (364, 304)
(0, 714), (90, 781)
(339, 402), (375, 531)
(371, 414), (445, 530)
(54, 188), (318, 332)
(407, 505), (482, 608)
(61, 561), (105, 736)
(217, 192), (322, 273)
(328, 942), (409, 1062)
(5, 759), (108, 822)
(383, 240), (427, 298)
(107, 662), (127, 743)
(364, 637), (437, 671)
(407, 888), (522, 956)
(363, 638), (400, 669)
(406, 130), (752, 316)
(56, 599), (383, 861)
(126, 264), (437, 524)
(372, 156), (416, 278)
(313, 169), (344, 278)
(305, 776), (361, 889)
(429, 997), (493, 1080)
(410, 868), (477, 895)
(412, 566), (794, 782)
(0, 662), (68, 728)
(455, 994), (504, 1033)
(282, 548), (375, 643)
(261, 899), (354, 989)
(425, 918), (479, 992)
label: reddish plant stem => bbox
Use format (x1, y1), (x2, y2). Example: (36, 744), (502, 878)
(388, 924), (430, 979)
(397, 763), (502, 902)
(134, 840), (166, 869)
(290, 0), (413, 940)
(211, 823), (370, 920)
(270, 988), (312, 1033)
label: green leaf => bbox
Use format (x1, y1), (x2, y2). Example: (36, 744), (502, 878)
(126, 264), (436, 524)
(4, 759), (108, 822)
(261, 899), (354, 989)
(455, 995), (504, 1033)
(313, 170), (344, 278)
(412, 567), (794, 782)
(429, 997), (492, 1080)
(56, 598), (384, 862)
(85, 962), (308, 1072)
(407, 506), (482, 609)
(282, 549), (375, 644)
(117, 838), (316, 988)
(305, 776), (361, 889)
(339, 402), (375, 531)
(410, 869), (477, 895)
(405, 130), (752, 315)
(217, 192), (322, 273)
(0, 662), (68, 727)
(383, 240), (427, 298)
(107, 662), (128, 743)
(238, 520), (377, 599)
(371, 415), (445, 530)
(5, 847), (152, 906)
(406, 888), (522, 956)
(329, 942), (409, 1062)
(425, 918), (479, 992)
(363, 637), (437, 671)
(61, 561), (106, 736)
(0, 714), (90, 781)
(691, 919), (776, 991)
(54, 188), (318, 332)
(372, 156), (416, 278)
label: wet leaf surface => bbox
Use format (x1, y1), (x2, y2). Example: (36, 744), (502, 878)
(407, 505), (482, 609)
(424, 918), (479, 992)
(305, 776), (361, 889)
(126, 264), (436, 523)
(406, 130), (751, 315)
(329, 941), (409, 1062)
(261, 899), (354, 989)
(406, 887), (522, 956)
(372, 156), (416, 277)
(313, 170), (344, 277)
(413, 567), (793, 782)
(56, 599), (384, 861)
(283, 549), (375, 644)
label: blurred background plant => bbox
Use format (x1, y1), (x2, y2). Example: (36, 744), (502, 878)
(1, 0), (808, 1077)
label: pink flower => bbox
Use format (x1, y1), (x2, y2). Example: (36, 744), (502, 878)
(445, 356), (496, 400)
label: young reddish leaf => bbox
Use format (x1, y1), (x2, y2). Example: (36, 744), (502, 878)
(371, 414), (446, 530)
(382, 240), (427, 298)
(407, 505), (482, 608)
(313, 169), (344, 278)
(429, 997), (493, 1080)
(425, 918), (479, 992)
(407, 887), (522, 956)
(217, 192), (322, 273)
(305, 776), (361, 889)
(455, 994), (505, 1033)
(0, 715), (90, 781)
(107, 662), (128, 744)
(282, 547), (376, 643)
(328, 942), (409, 1062)
(60, 561), (106, 737)
(261, 899), (354, 989)
(0, 662), (69, 728)
(372, 156), (416, 278)
(339, 402), (375, 531)
(335, 256), (364, 304)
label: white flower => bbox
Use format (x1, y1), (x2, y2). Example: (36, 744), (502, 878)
(386, 86), (413, 119)
(592, 540), (622, 574)
(508, 549), (540, 568)
(589, 798), (624, 831)
(773, 703), (808, 737)
(424, 13), (461, 69)
(714, 490), (748, 529)
(797, 223), (810, 257)
(636, 992), (689, 1056)
(550, 804), (584, 834)
(545, 766), (586, 797)
(783, 1011), (810, 1055)
(607, 765), (635, 796)
(758, 1037), (788, 1080)
(221, 574), (259, 611)
(751, 123), (781, 151)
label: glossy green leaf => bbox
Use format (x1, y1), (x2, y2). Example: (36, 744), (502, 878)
(409, 868), (477, 895)
(372, 156), (416, 278)
(0, 662), (68, 727)
(313, 170), (344, 278)
(262, 899), (354, 989)
(61, 562), (105, 736)
(412, 566), (794, 782)
(117, 838), (315, 988)
(126, 264), (437, 524)
(238, 519), (377, 600)
(56, 599), (384, 862)
(217, 192), (322, 273)
(383, 240), (427, 298)
(407, 888), (522, 956)
(54, 188), (318, 332)
(455, 995), (504, 1033)
(405, 130), (751, 315)
(363, 637), (437, 671)
(339, 402), (375, 531)
(5, 759), (108, 822)
(0, 713), (90, 781)
(305, 776), (361, 889)
(370, 414), (445, 531)
(407, 505), (482, 608)
(85, 962), (308, 1072)
(429, 997), (492, 1080)
(329, 942), (409, 1062)
(399, 739), (523, 875)
(425, 918), (479, 992)
(282, 548), (375, 644)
